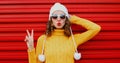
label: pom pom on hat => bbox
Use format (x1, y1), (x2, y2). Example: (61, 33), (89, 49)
(49, 2), (69, 20)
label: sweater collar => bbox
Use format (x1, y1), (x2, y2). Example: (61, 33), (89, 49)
(52, 29), (64, 36)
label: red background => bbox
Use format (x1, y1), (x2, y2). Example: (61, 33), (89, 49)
(0, 0), (120, 63)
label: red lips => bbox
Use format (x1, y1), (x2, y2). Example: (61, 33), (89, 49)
(57, 22), (61, 26)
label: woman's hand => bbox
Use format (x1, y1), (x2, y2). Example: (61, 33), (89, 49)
(24, 29), (34, 50)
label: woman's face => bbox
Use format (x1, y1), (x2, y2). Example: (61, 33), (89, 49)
(51, 10), (66, 29)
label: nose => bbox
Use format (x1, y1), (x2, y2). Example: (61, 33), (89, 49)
(57, 17), (61, 21)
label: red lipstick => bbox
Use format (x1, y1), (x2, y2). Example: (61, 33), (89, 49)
(57, 22), (61, 26)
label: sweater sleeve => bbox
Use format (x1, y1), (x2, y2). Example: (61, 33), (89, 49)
(27, 35), (45, 63)
(27, 48), (36, 63)
(69, 15), (101, 47)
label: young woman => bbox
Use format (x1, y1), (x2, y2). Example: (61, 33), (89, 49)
(25, 2), (101, 63)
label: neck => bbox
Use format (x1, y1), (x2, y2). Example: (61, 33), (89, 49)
(52, 29), (64, 36)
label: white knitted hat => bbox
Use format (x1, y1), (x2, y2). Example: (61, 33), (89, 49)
(49, 2), (69, 20)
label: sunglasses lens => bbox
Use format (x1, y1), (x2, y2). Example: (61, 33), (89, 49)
(52, 14), (66, 19)
(52, 15), (57, 19)
(60, 15), (65, 19)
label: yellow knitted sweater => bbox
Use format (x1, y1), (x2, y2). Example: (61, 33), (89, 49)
(28, 15), (101, 63)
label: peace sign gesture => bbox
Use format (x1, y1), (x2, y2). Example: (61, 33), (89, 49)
(24, 29), (34, 50)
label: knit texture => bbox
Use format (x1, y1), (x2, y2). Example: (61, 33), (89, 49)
(27, 15), (101, 63)
(49, 2), (69, 20)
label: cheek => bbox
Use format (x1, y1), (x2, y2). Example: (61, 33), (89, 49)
(61, 20), (66, 25)
(62, 22), (65, 26)
(52, 20), (57, 25)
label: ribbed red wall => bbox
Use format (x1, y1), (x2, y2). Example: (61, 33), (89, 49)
(0, 0), (120, 63)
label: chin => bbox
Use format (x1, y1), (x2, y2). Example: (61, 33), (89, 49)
(56, 26), (63, 29)
(55, 26), (63, 29)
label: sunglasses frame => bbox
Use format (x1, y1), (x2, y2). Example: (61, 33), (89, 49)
(51, 14), (66, 19)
